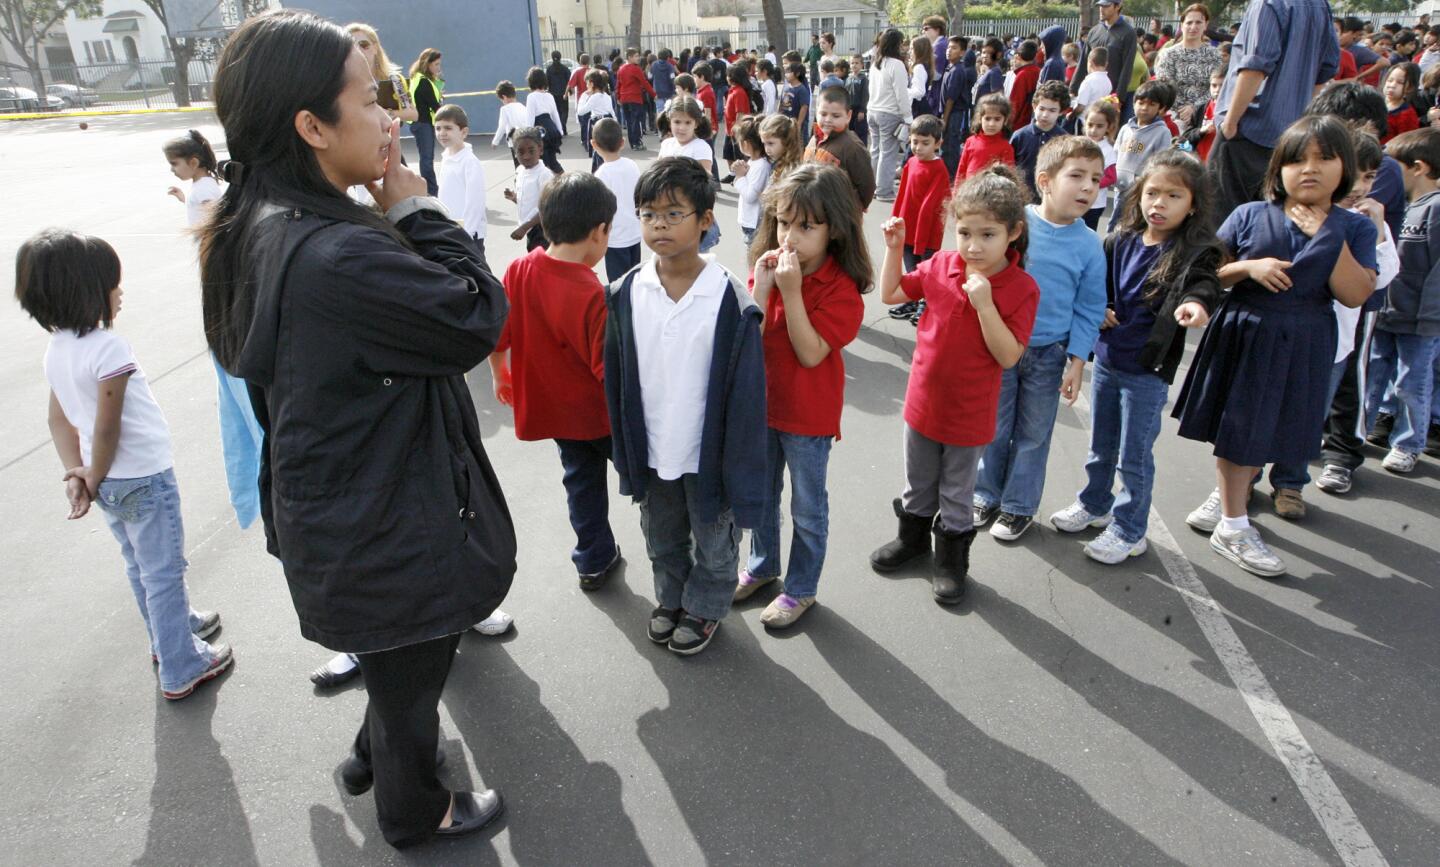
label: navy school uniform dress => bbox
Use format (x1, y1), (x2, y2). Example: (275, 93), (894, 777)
(1173, 202), (1378, 467)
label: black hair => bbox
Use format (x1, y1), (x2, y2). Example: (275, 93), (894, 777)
(551, 50), (561, 62)
(1017, 40), (1038, 61)
(512, 125), (544, 149)
(819, 84), (850, 109)
(540, 172), (617, 244)
(496, 80), (517, 99)
(1386, 126), (1440, 178)
(198, 10), (407, 369)
(836, 58), (851, 75)
(527, 66), (546, 90)
(1385, 60), (1421, 97)
(1090, 46), (1109, 66)
(785, 62), (807, 83)
(757, 58), (776, 78)
(1341, 16), (1364, 33)
(15, 228), (121, 337)
(1305, 81), (1388, 139)
(1265, 114), (1356, 204)
(162, 129), (221, 181)
(1034, 80), (1071, 111)
(661, 95), (713, 140)
(874, 28), (904, 67)
(910, 114), (944, 140)
(434, 103), (468, 128)
(1351, 129), (1383, 172)
(591, 117), (623, 152)
(635, 156), (715, 214)
(1133, 79), (1176, 110)
(1115, 150), (1225, 300)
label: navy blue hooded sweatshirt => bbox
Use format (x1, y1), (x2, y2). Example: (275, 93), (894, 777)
(1040, 26), (1069, 83)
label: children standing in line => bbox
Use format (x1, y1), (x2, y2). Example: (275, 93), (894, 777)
(870, 166), (1040, 603)
(591, 118), (645, 282)
(491, 173), (625, 591)
(974, 136), (1107, 542)
(735, 164), (869, 628)
(434, 105), (490, 270)
(1111, 80), (1176, 230)
(504, 127), (552, 251)
(17, 229), (232, 700)
(731, 116), (774, 246)
(1010, 81), (1071, 197)
(1175, 116), (1377, 578)
(604, 157), (767, 655)
(1050, 152), (1222, 562)
(957, 94), (1016, 180)
(164, 129), (223, 228)
(492, 81), (531, 166)
(803, 86), (877, 209)
(1083, 102), (1120, 231)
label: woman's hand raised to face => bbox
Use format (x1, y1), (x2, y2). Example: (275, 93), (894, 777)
(366, 118), (428, 211)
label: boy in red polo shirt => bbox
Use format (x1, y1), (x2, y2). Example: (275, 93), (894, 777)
(490, 172), (625, 590)
(617, 48), (657, 151)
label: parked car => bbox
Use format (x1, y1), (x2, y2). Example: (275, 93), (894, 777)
(0, 86), (63, 112)
(47, 83), (99, 107)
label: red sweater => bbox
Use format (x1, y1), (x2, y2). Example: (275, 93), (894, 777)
(616, 62), (655, 104)
(1384, 103), (1420, 143)
(893, 156), (950, 256)
(1009, 64), (1041, 128)
(496, 247), (609, 441)
(956, 132), (1015, 180)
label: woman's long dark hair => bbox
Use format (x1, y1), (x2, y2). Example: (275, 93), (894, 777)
(198, 9), (405, 369)
(874, 29), (904, 69)
(749, 163), (874, 294)
(1116, 150), (1226, 300)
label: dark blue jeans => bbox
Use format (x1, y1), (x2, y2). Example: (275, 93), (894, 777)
(412, 121), (438, 196)
(604, 243), (642, 284)
(555, 437), (618, 575)
(974, 341), (1069, 517)
(746, 429), (834, 599)
(621, 101), (645, 149)
(1077, 359), (1170, 544)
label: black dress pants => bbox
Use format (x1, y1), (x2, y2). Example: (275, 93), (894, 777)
(1210, 132), (1272, 221)
(352, 631), (462, 848)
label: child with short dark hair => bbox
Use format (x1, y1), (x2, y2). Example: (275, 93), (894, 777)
(591, 118), (644, 281)
(17, 229), (232, 700)
(781, 62), (811, 143)
(578, 68), (617, 165)
(433, 104), (490, 269)
(939, 36), (974, 178)
(957, 93), (1016, 179)
(604, 157), (767, 655)
(844, 54), (870, 144)
(526, 66), (565, 173)
(1010, 80), (1071, 196)
(492, 80), (530, 166)
(1008, 39), (1042, 128)
(891, 115), (951, 294)
(803, 85), (876, 208)
(1111, 79), (1176, 230)
(504, 127), (552, 250)
(491, 173), (625, 590)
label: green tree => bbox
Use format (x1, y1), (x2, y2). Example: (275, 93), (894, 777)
(0, 0), (101, 91)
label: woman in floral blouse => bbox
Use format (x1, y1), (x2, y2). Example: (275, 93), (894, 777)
(1154, 4), (1223, 130)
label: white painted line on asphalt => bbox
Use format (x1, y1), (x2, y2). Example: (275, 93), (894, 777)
(1071, 392), (1388, 867)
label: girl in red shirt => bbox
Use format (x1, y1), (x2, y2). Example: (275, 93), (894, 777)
(736, 164), (870, 628)
(871, 165), (1040, 604)
(1382, 62), (1421, 143)
(956, 93), (1016, 180)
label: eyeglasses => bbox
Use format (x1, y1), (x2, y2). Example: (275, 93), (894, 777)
(636, 209), (697, 226)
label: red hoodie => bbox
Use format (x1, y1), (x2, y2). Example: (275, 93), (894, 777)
(1009, 64), (1041, 128)
(616, 61), (655, 105)
(893, 157), (951, 256)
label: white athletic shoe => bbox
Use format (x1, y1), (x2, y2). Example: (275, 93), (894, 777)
(472, 609), (514, 636)
(1186, 489), (1223, 533)
(1083, 525), (1148, 564)
(1382, 448), (1417, 474)
(1210, 525), (1287, 577)
(1049, 501), (1114, 534)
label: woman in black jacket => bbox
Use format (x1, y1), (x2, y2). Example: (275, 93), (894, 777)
(198, 10), (514, 848)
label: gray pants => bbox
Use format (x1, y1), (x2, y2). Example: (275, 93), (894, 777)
(638, 471), (740, 621)
(901, 424), (985, 534)
(869, 109), (905, 198)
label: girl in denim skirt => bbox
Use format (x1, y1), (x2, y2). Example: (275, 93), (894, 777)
(16, 229), (231, 701)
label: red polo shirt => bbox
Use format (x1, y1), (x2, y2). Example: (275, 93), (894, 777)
(616, 61), (655, 105)
(899, 249), (1039, 446)
(751, 257), (865, 437)
(496, 247), (609, 441)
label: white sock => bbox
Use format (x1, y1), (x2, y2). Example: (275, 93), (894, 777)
(1219, 514), (1250, 534)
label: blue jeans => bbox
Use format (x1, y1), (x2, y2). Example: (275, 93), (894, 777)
(621, 101), (645, 148)
(1266, 358), (1348, 489)
(1432, 346), (1440, 424)
(974, 341), (1069, 517)
(604, 243), (642, 284)
(639, 471), (740, 621)
(555, 438), (618, 575)
(411, 122), (438, 196)
(700, 220), (721, 253)
(746, 429), (833, 599)
(1077, 360), (1170, 545)
(1366, 329), (1439, 454)
(94, 468), (216, 692)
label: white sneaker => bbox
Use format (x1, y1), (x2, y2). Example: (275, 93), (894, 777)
(1050, 501), (1114, 534)
(1186, 489), (1223, 533)
(1210, 525), (1287, 577)
(1382, 448), (1417, 474)
(472, 609), (514, 636)
(1083, 525), (1148, 564)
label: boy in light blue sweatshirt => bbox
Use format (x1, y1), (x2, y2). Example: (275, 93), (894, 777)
(974, 136), (1107, 540)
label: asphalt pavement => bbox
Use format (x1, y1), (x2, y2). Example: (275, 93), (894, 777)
(1, 113), (1437, 866)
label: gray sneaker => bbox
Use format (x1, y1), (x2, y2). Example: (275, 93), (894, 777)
(1084, 525), (1148, 564)
(1049, 501), (1114, 534)
(1315, 464), (1352, 495)
(1186, 489), (1223, 533)
(1382, 448), (1417, 474)
(1210, 525), (1287, 577)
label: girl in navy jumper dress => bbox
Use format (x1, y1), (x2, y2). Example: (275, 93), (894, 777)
(1173, 116), (1377, 578)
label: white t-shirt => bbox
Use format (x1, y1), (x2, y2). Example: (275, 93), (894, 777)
(734, 155), (772, 230)
(492, 101), (530, 147)
(187, 176), (221, 228)
(513, 163), (547, 223)
(1089, 138), (1118, 211)
(438, 145), (488, 239)
(1335, 219), (1397, 363)
(1076, 70), (1113, 110)
(658, 135), (713, 166)
(761, 78), (778, 115)
(630, 258), (730, 479)
(595, 157), (642, 248)
(578, 90), (615, 120)
(527, 91), (563, 132)
(45, 328), (173, 479)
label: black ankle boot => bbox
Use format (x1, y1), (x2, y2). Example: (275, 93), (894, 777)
(931, 523), (975, 605)
(870, 498), (933, 572)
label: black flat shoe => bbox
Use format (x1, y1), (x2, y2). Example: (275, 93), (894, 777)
(578, 545), (624, 591)
(310, 658), (360, 689)
(434, 790), (504, 838)
(340, 747), (448, 796)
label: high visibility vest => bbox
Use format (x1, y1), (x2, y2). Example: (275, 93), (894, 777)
(409, 72), (443, 123)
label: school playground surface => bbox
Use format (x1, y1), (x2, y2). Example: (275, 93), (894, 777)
(0, 113), (1437, 867)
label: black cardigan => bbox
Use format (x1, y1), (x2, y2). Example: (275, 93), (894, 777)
(1102, 232), (1223, 383)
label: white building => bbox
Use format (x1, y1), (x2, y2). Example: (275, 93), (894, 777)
(705, 0), (886, 55)
(537, 0), (701, 57)
(65, 4), (170, 65)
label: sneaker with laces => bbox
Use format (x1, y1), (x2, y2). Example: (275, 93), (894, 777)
(733, 569), (777, 601)
(972, 501), (1000, 527)
(1210, 525), (1287, 577)
(759, 594), (816, 628)
(668, 614), (720, 655)
(647, 607), (682, 644)
(1049, 501), (1114, 533)
(1315, 464), (1352, 495)
(1186, 489), (1223, 533)
(162, 644), (234, 700)
(1083, 526), (1148, 564)
(1382, 448), (1417, 474)
(887, 301), (918, 320)
(192, 610), (221, 640)
(989, 512), (1033, 541)
(472, 608), (514, 636)
(1271, 488), (1306, 520)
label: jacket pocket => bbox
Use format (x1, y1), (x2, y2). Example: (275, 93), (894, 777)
(96, 476), (156, 523)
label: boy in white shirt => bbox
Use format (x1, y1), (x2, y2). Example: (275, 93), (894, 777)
(492, 80), (530, 166)
(1073, 47), (1112, 120)
(504, 128), (553, 250)
(434, 104), (490, 269)
(590, 118), (644, 282)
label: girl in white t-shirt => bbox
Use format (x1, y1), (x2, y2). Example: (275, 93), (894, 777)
(16, 229), (232, 701)
(730, 116), (773, 245)
(1083, 102), (1120, 231)
(163, 129), (223, 228)
(657, 97), (721, 251)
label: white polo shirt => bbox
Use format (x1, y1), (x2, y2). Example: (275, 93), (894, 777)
(629, 257), (729, 479)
